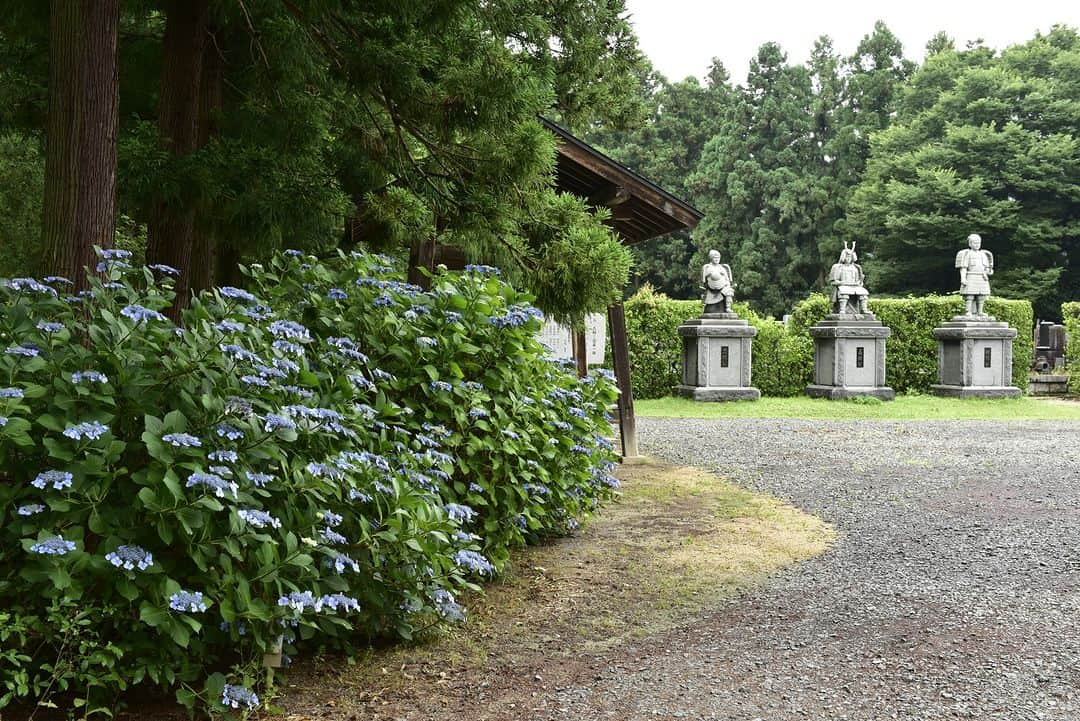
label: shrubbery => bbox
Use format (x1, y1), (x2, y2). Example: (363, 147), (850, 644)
(0, 250), (618, 716)
(1063, 302), (1080, 393)
(623, 287), (1032, 398)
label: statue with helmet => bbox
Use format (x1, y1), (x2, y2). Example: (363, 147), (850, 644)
(828, 241), (870, 315)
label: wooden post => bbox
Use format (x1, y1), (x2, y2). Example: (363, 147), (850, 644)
(607, 302), (639, 460)
(572, 329), (588, 378)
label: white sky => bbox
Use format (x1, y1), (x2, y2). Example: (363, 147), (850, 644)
(624, 0), (1080, 83)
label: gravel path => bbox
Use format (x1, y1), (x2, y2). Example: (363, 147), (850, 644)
(551, 418), (1080, 720)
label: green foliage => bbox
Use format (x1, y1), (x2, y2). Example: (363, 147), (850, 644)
(790, 293), (1033, 391)
(0, 249), (618, 715)
(0, 131), (42, 277)
(1062, 301), (1080, 392)
(846, 26), (1080, 319)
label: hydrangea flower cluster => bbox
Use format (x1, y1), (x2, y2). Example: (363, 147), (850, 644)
(221, 684), (259, 711)
(30, 536), (77, 556)
(105, 545), (154, 571)
(169, 590), (209, 613)
(32, 470), (73, 490)
(62, 421), (109, 440)
(453, 550), (495, 575)
(163, 432), (201, 448)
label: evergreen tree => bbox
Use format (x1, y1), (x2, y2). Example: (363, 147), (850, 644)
(846, 26), (1080, 319)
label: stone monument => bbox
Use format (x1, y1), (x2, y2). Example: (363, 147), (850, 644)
(806, 242), (895, 400)
(931, 233), (1020, 397)
(675, 250), (760, 401)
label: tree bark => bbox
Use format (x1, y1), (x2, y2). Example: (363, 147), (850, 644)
(42, 0), (119, 288)
(190, 27), (223, 294)
(146, 0), (209, 313)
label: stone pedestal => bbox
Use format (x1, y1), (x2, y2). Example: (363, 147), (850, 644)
(675, 313), (760, 401)
(930, 316), (1020, 398)
(806, 314), (894, 400)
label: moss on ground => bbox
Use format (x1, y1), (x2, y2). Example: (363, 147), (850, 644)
(273, 457), (834, 718)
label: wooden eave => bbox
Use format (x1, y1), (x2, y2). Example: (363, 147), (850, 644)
(540, 117), (704, 245)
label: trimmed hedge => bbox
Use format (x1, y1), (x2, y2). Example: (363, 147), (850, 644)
(623, 287), (1033, 399)
(1063, 302), (1080, 393)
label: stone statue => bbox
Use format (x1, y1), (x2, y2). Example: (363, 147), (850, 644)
(701, 249), (735, 314)
(955, 233), (994, 316)
(828, 241), (869, 315)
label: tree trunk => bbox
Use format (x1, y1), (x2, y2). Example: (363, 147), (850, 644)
(146, 0), (209, 313)
(42, 0), (119, 288)
(189, 27), (223, 294)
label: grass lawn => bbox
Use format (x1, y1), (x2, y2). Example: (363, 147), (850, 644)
(636, 394), (1080, 421)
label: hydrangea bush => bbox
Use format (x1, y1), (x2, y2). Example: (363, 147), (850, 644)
(0, 249), (619, 716)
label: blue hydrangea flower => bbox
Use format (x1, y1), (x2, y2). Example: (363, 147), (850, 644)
(240, 304), (274, 320)
(71, 370), (108, 384)
(237, 508), (282, 529)
(468, 408), (488, 418)
(453, 529), (473, 543)
(35, 321), (64, 334)
(5, 278), (57, 295)
(327, 288), (348, 300)
(219, 343), (261, 363)
(208, 449), (238, 463)
(17, 503), (45, 516)
(30, 536), (77, 556)
(445, 503), (476, 523)
(246, 471), (273, 488)
(105, 544), (154, 571)
(468, 482), (483, 493)
(99, 248), (132, 260)
(453, 549), (495, 575)
(0, 387), (24, 399)
(162, 432), (201, 448)
(186, 472), (238, 498)
(263, 414), (296, 432)
(272, 357), (300, 374)
(523, 483), (550, 496)
(320, 527), (347, 545)
(6, 344), (40, 357)
(431, 589), (465, 621)
(321, 510), (344, 527)
(0, 416), (8, 427)
(272, 339), (305, 356)
(169, 590), (209, 613)
(284, 249), (303, 257)
(416, 336), (437, 348)
(149, 263), (180, 276)
(502, 429), (520, 440)
(318, 593), (361, 613)
(348, 489), (373, 503)
(215, 319), (245, 333)
(240, 374), (269, 387)
(32, 470), (73, 490)
(325, 551), (360, 574)
(120, 305), (167, 323)
(429, 380), (452, 392)
(43, 276), (73, 285)
(267, 320), (310, 342)
(208, 465), (233, 477)
(219, 286), (258, 303)
(214, 423), (244, 441)
(464, 264), (501, 275)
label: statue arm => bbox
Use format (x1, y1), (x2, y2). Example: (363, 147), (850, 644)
(955, 250), (967, 285)
(985, 250), (994, 275)
(828, 263), (842, 285)
(722, 264), (733, 286)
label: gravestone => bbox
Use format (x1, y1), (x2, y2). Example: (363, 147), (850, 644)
(806, 242), (894, 400)
(675, 250), (760, 401)
(931, 234), (1021, 398)
(538, 313), (606, 364)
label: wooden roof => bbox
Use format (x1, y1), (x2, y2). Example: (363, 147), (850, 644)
(541, 117), (703, 245)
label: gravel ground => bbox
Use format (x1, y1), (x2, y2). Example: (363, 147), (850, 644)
(549, 418), (1080, 721)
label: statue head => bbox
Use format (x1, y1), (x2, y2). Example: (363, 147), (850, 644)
(707, 249), (721, 264)
(839, 241), (857, 264)
(967, 233), (982, 250)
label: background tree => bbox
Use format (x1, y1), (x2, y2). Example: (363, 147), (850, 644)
(846, 26), (1080, 319)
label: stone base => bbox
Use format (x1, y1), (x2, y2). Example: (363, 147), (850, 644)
(1029, 374), (1069, 396)
(929, 384), (1022, 399)
(806, 313), (893, 401)
(806, 384), (895, 401)
(932, 318), (1018, 396)
(675, 385), (761, 402)
(677, 314), (759, 401)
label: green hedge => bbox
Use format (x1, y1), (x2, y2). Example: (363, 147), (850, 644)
(790, 294), (1033, 392)
(1063, 302), (1080, 393)
(624, 287), (1033, 399)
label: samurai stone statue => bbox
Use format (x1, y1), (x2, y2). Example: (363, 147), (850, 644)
(955, 233), (994, 316)
(828, 241), (869, 315)
(701, 249), (735, 314)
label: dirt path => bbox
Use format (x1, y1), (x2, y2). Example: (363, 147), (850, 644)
(277, 417), (1080, 721)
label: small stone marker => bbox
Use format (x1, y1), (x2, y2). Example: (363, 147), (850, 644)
(675, 250), (760, 401)
(806, 242), (894, 400)
(931, 234), (1020, 398)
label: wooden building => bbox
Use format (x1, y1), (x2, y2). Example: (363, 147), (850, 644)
(409, 118), (703, 459)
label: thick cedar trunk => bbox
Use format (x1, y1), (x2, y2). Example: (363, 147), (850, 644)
(42, 0), (119, 288)
(146, 0), (209, 312)
(190, 30), (223, 294)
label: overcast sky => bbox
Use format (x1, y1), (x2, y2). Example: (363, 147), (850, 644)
(624, 0), (1080, 84)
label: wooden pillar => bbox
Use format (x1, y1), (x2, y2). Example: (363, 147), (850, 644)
(607, 302), (639, 459)
(407, 236), (437, 290)
(572, 329), (588, 378)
